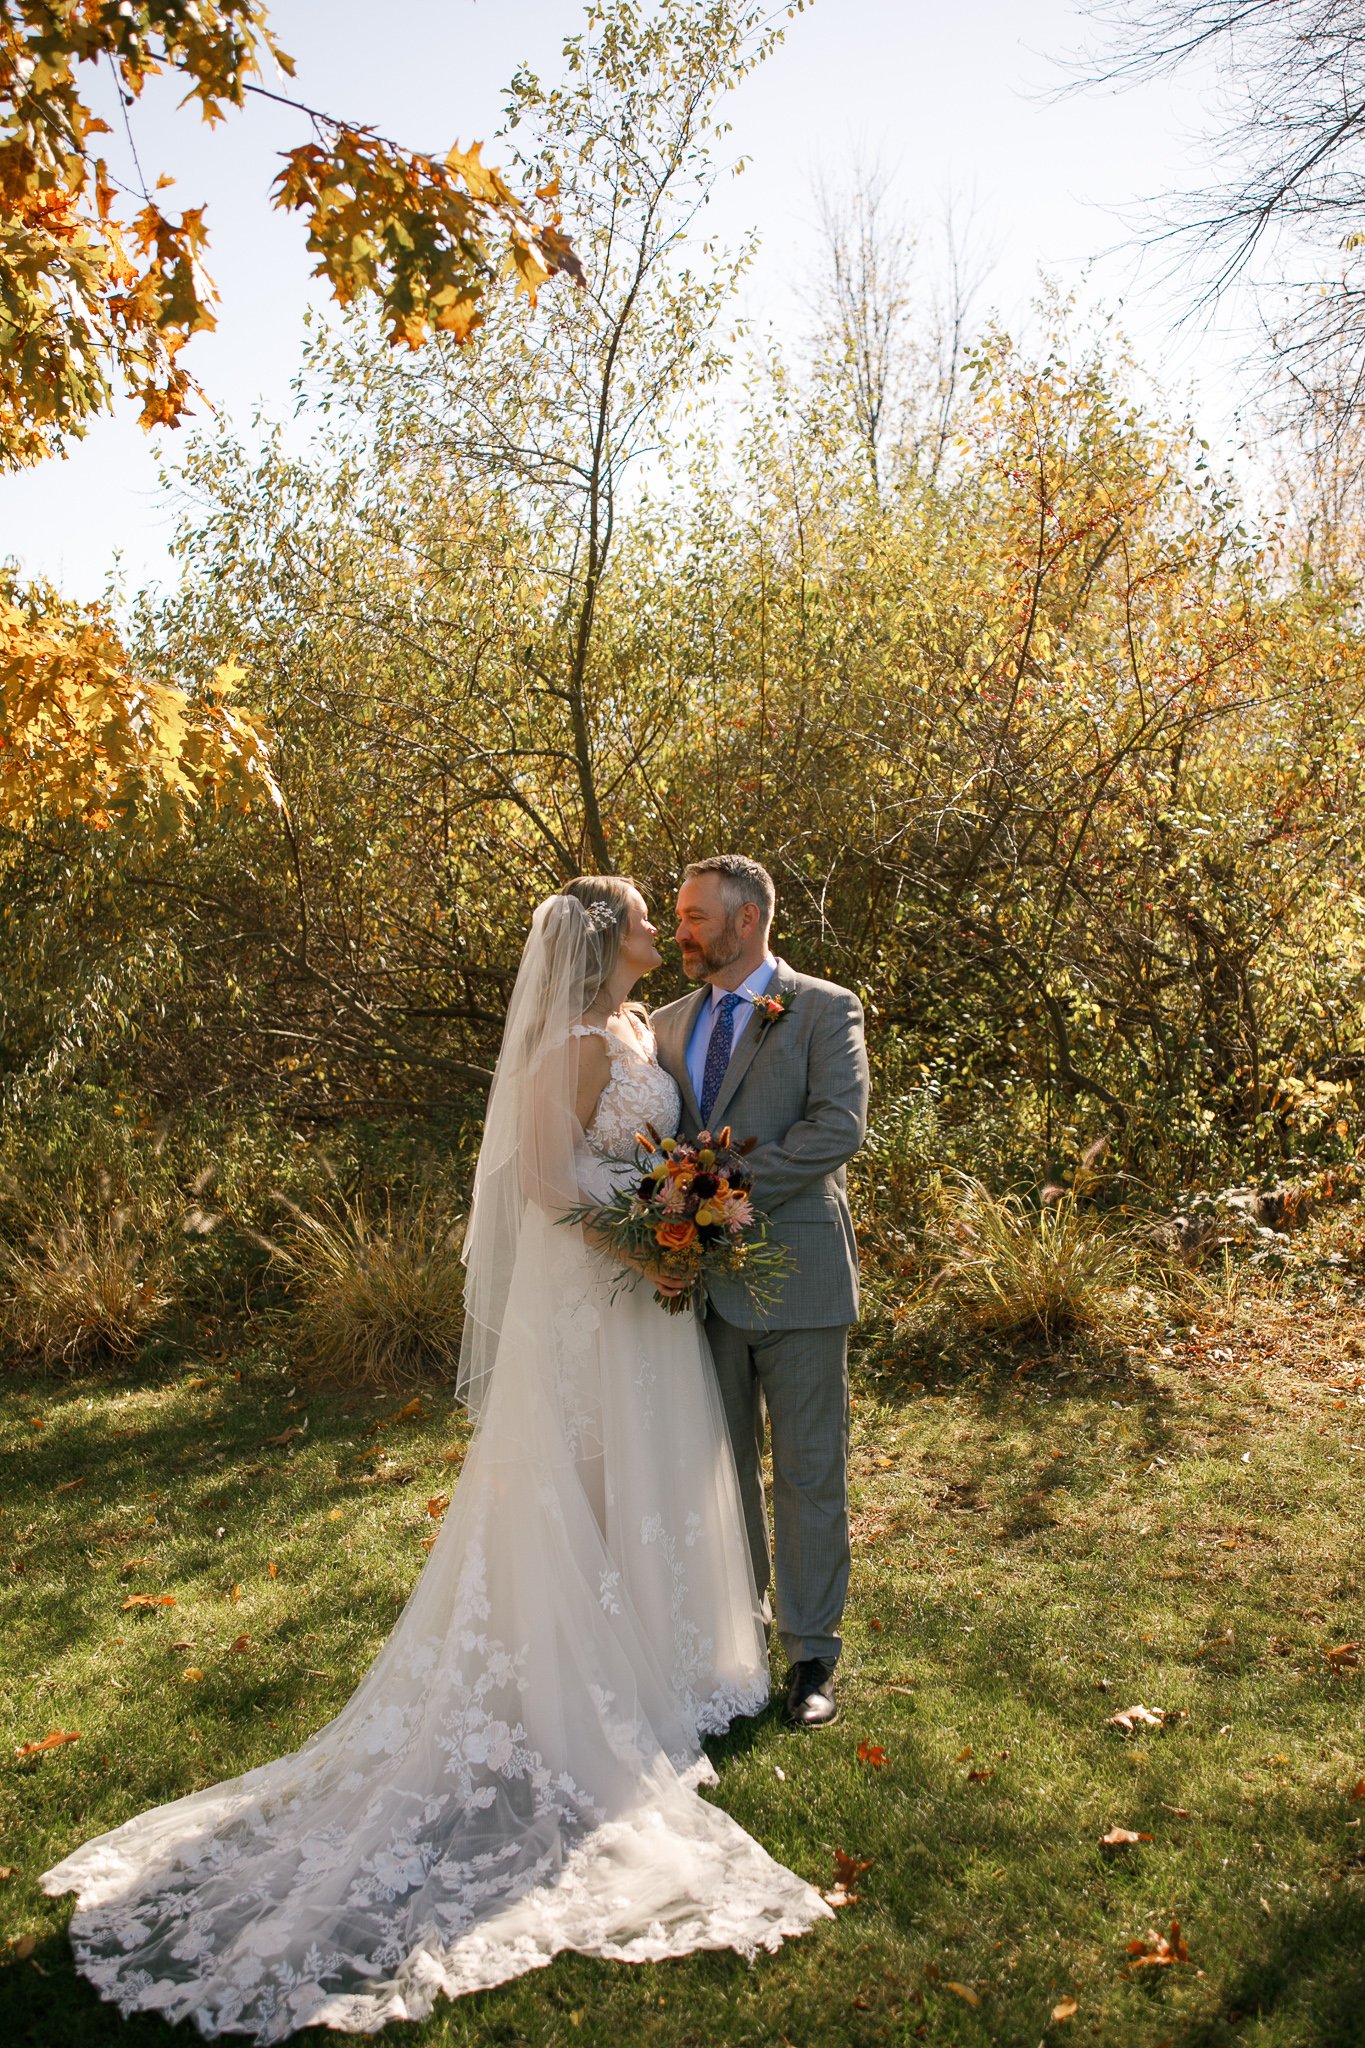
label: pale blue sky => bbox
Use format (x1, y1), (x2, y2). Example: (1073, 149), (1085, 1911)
(1, 0), (1232, 601)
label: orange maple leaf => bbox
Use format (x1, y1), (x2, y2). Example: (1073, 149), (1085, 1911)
(15, 1729), (80, 1757)
(1125, 1918), (1190, 1971)
(823, 1847), (873, 1907)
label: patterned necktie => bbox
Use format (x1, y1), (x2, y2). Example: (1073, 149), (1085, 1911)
(699, 991), (741, 1126)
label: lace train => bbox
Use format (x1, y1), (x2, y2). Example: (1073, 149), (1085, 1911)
(43, 1104), (831, 2038)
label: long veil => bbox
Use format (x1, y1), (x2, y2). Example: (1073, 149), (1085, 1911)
(458, 892), (602, 1415)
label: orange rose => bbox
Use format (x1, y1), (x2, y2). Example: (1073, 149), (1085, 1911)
(655, 1220), (697, 1251)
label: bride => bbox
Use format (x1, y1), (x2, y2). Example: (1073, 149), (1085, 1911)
(42, 878), (831, 2042)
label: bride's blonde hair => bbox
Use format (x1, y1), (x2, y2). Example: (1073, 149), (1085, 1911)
(561, 874), (641, 1012)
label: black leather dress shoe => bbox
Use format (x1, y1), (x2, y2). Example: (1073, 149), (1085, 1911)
(783, 1658), (838, 1728)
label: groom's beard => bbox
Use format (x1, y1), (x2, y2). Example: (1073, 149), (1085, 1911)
(679, 921), (744, 981)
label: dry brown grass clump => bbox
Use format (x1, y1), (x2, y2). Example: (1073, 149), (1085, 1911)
(930, 1175), (1139, 1343)
(272, 1193), (466, 1385)
(0, 1201), (178, 1368)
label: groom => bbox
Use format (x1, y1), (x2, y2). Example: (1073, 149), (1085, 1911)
(652, 855), (869, 1729)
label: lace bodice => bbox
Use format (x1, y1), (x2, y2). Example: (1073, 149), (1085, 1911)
(573, 1023), (681, 1180)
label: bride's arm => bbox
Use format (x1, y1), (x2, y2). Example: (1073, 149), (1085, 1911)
(565, 1032), (685, 1296)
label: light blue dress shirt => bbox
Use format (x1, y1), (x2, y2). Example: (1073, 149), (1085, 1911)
(684, 956), (778, 1110)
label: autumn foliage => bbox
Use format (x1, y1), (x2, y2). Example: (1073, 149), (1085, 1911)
(0, 0), (580, 834)
(0, 571), (278, 830)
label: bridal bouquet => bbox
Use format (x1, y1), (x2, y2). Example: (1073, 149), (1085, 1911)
(567, 1125), (790, 1316)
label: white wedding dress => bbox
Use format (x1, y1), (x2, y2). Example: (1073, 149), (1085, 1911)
(42, 949), (831, 2041)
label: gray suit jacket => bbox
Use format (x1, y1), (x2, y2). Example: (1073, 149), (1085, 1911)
(651, 960), (869, 1331)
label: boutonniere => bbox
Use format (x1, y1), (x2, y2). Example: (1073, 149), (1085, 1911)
(750, 988), (794, 1027)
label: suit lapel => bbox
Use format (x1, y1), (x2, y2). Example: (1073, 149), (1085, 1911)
(706, 959), (797, 1132)
(658, 986), (709, 1132)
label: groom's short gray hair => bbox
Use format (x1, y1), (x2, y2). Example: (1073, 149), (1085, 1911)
(683, 854), (775, 933)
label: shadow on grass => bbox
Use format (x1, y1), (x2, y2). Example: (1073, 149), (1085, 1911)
(0, 1930), (193, 2048)
(2, 1349), (457, 1825)
(855, 1311), (1175, 1406)
(1180, 1891), (1365, 2048)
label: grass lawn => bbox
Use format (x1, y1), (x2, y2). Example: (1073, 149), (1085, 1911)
(1, 1291), (1363, 2047)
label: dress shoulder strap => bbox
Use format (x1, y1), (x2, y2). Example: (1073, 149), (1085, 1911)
(569, 1022), (633, 1063)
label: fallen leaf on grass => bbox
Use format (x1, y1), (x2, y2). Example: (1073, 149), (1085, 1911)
(122, 1593), (175, 1610)
(956, 1745), (973, 1761)
(1051, 1995), (1079, 2022)
(53, 1476), (86, 1494)
(1100, 1826), (1153, 1854)
(228, 1584), (241, 1602)
(267, 1561), (278, 1579)
(10, 1934), (35, 1960)
(1113, 1703), (1186, 1736)
(15, 1730), (80, 1757)
(823, 1848), (872, 1907)
(1125, 1919), (1189, 1971)
(1113, 1695), (1162, 1728)
(0, 1868), (13, 1881)
(119, 1557), (153, 1578)
(966, 1767), (995, 1784)
(868, 1617), (883, 1631)
(858, 1741), (889, 1769)
(944, 1981), (980, 2008)
(263, 1424), (307, 1447)
(1326, 1643), (1361, 1670)
(392, 1398), (424, 1422)
(887, 1683), (916, 1697)
(228, 1634), (251, 1654)
(426, 1493), (450, 1519)
(1348, 1780), (1365, 1802)
(182, 1667), (204, 1683)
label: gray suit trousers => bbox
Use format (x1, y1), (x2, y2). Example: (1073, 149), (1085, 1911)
(704, 1310), (850, 1669)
